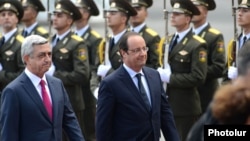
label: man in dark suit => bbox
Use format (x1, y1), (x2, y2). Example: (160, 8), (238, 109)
(96, 32), (179, 141)
(191, 0), (226, 114)
(0, 0), (25, 93)
(20, 0), (49, 38)
(0, 35), (85, 141)
(157, 0), (207, 141)
(128, 0), (161, 69)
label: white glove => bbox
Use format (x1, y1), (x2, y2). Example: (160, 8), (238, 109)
(97, 64), (111, 77)
(0, 63), (2, 71)
(228, 66), (238, 79)
(94, 87), (99, 99)
(46, 63), (55, 76)
(157, 67), (172, 83)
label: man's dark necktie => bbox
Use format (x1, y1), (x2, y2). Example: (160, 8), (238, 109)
(0, 37), (5, 48)
(169, 34), (179, 52)
(109, 37), (115, 51)
(136, 73), (151, 111)
(22, 30), (28, 37)
(242, 36), (247, 48)
(40, 80), (53, 121)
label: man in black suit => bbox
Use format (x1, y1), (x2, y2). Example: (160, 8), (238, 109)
(0, 35), (85, 141)
(96, 32), (179, 141)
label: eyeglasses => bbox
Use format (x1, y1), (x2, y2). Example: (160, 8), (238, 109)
(127, 47), (149, 54)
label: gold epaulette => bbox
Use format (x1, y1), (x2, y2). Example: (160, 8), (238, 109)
(208, 28), (220, 35)
(227, 39), (234, 67)
(146, 28), (158, 36)
(193, 35), (206, 43)
(16, 35), (24, 42)
(71, 34), (84, 41)
(37, 27), (48, 34)
(91, 30), (101, 38)
(98, 39), (105, 63)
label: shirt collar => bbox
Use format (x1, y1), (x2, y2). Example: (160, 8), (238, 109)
(193, 22), (208, 35)
(123, 63), (144, 78)
(3, 28), (17, 43)
(24, 22), (38, 34)
(75, 24), (90, 36)
(56, 29), (71, 40)
(131, 22), (146, 33)
(175, 27), (192, 43)
(112, 29), (127, 44)
(24, 68), (48, 88)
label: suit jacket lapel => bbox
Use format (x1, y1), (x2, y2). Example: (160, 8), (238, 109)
(119, 66), (151, 113)
(21, 73), (52, 122)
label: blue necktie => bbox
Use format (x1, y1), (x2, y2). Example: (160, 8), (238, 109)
(22, 30), (28, 37)
(0, 37), (5, 48)
(109, 37), (115, 51)
(136, 73), (151, 111)
(169, 34), (179, 52)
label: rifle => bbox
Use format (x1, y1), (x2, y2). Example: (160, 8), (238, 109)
(230, 0), (238, 67)
(47, 0), (52, 36)
(103, 0), (111, 66)
(161, 0), (170, 91)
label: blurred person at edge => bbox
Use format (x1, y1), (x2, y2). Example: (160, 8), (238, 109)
(186, 41), (250, 141)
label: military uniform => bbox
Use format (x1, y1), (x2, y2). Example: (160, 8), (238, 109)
(0, 32), (25, 91)
(128, 0), (161, 69)
(163, 1), (207, 141)
(51, 1), (89, 140)
(74, 0), (104, 140)
(19, 0), (49, 38)
(0, 0), (25, 92)
(191, 0), (226, 113)
(97, 0), (137, 77)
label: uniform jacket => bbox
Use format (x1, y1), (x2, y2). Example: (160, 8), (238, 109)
(96, 65), (180, 141)
(107, 30), (129, 74)
(168, 30), (207, 116)
(196, 24), (225, 112)
(79, 26), (104, 93)
(0, 72), (84, 141)
(20, 24), (49, 39)
(0, 31), (25, 91)
(52, 31), (90, 111)
(138, 25), (161, 69)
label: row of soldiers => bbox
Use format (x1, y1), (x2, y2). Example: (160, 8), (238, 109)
(0, 0), (248, 141)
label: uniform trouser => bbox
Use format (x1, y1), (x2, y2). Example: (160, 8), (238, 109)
(82, 91), (97, 141)
(174, 115), (200, 141)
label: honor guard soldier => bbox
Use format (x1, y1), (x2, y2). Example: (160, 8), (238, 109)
(50, 0), (89, 140)
(0, 0), (25, 93)
(73, 0), (104, 140)
(223, 0), (250, 82)
(157, 0), (207, 141)
(128, 0), (161, 69)
(20, 0), (49, 38)
(191, 0), (226, 113)
(96, 0), (137, 78)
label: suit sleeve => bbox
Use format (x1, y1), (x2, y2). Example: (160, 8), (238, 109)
(96, 80), (115, 141)
(1, 88), (20, 141)
(61, 81), (85, 141)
